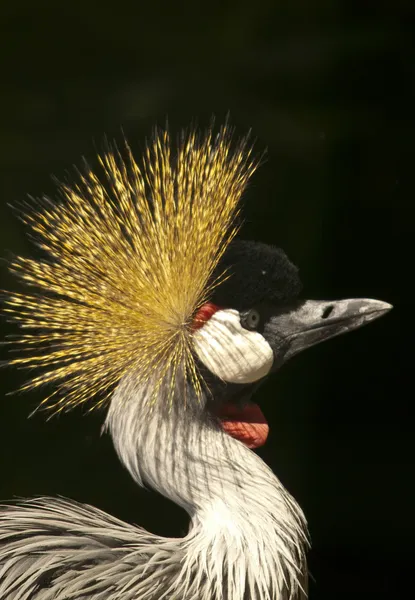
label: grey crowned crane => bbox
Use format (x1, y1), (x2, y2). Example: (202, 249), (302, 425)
(0, 124), (391, 600)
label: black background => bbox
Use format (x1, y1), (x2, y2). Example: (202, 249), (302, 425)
(0, 2), (412, 599)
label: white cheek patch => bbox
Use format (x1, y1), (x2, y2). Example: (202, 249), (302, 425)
(192, 309), (274, 384)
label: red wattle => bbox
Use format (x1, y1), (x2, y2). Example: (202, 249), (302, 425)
(217, 403), (269, 449)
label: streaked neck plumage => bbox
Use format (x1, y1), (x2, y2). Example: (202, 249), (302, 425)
(106, 373), (309, 600)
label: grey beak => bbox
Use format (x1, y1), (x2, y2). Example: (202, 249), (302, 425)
(266, 298), (392, 364)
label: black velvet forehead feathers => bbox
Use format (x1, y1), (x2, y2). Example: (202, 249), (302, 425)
(212, 240), (302, 311)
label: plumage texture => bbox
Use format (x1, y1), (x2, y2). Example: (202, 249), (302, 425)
(0, 374), (309, 600)
(3, 125), (258, 411)
(107, 374), (309, 600)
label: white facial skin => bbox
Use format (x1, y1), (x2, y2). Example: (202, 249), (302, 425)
(192, 309), (274, 384)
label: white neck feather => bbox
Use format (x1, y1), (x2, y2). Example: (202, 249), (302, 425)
(105, 375), (308, 600)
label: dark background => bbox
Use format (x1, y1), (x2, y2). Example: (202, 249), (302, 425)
(0, 2), (412, 599)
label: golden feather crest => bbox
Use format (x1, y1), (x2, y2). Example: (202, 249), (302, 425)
(3, 125), (258, 412)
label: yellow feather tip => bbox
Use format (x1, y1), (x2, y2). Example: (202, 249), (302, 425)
(3, 124), (259, 412)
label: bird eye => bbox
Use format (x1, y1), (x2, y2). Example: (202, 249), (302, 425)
(241, 308), (261, 331)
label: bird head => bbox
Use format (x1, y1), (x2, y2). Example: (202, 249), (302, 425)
(2, 123), (391, 439)
(191, 239), (392, 448)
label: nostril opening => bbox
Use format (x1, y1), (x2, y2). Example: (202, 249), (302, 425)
(322, 305), (334, 319)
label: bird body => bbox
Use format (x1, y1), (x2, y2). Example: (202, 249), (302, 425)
(0, 373), (308, 600)
(0, 124), (391, 599)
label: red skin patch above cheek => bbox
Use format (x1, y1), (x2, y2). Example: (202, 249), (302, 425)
(191, 302), (221, 330)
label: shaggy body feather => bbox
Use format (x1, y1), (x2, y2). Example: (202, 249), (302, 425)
(0, 374), (308, 600)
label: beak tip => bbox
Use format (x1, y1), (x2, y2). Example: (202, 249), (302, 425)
(356, 299), (393, 326)
(368, 300), (393, 315)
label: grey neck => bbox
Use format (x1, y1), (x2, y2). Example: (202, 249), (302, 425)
(105, 374), (308, 599)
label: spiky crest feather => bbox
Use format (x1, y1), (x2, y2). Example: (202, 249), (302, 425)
(3, 125), (258, 412)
